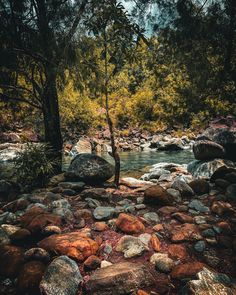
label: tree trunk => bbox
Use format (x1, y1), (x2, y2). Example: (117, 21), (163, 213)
(42, 68), (63, 172)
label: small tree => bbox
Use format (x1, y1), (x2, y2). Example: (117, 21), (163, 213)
(86, 0), (140, 186)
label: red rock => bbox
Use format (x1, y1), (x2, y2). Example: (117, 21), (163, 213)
(17, 261), (46, 294)
(153, 224), (164, 231)
(38, 232), (99, 261)
(137, 291), (150, 295)
(172, 212), (194, 223)
(21, 207), (61, 233)
(93, 222), (108, 232)
(211, 201), (233, 215)
(84, 255), (101, 270)
(115, 213), (145, 234)
(0, 245), (24, 277)
(217, 221), (231, 234)
(151, 234), (161, 252)
(144, 185), (173, 206)
(171, 262), (205, 279)
(168, 244), (189, 261)
(170, 223), (201, 242)
(158, 206), (178, 215)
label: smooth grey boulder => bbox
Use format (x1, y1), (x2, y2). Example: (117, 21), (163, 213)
(65, 153), (114, 184)
(40, 255), (82, 295)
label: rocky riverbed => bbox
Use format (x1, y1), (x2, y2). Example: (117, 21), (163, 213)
(0, 117), (236, 295)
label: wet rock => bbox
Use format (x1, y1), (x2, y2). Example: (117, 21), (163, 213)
(193, 140), (225, 160)
(93, 207), (115, 220)
(143, 212), (160, 224)
(188, 159), (236, 179)
(115, 213), (145, 234)
(85, 262), (155, 295)
(20, 207), (61, 233)
(0, 245), (24, 277)
(182, 267), (236, 295)
(188, 179), (210, 195)
(40, 255), (82, 295)
(116, 235), (148, 258)
(24, 248), (50, 263)
(17, 261), (46, 294)
(38, 232), (99, 261)
(65, 153), (114, 184)
(144, 185), (173, 206)
(84, 255), (101, 271)
(150, 253), (175, 273)
(171, 262), (205, 279)
(188, 200), (209, 213)
(171, 178), (194, 197)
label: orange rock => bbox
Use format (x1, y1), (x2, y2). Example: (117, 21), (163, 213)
(151, 234), (161, 252)
(171, 223), (200, 242)
(21, 207), (61, 233)
(153, 224), (164, 231)
(115, 213), (145, 234)
(171, 262), (205, 279)
(84, 255), (101, 270)
(38, 232), (99, 261)
(94, 222), (108, 232)
(168, 244), (188, 261)
(137, 290), (150, 295)
(172, 212), (193, 224)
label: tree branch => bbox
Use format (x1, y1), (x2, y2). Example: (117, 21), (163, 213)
(0, 93), (41, 109)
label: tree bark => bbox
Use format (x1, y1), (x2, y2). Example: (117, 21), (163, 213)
(42, 67), (63, 172)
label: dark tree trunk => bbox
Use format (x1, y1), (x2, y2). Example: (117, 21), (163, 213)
(42, 68), (63, 172)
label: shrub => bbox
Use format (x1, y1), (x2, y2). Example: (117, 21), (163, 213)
(14, 143), (58, 191)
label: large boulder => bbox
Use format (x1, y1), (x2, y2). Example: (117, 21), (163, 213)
(187, 159), (236, 179)
(193, 140), (225, 160)
(38, 232), (99, 261)
(85, 262), (155, 295)
(203, 116), (236, 161)
(65, 153), (114, 184)
(40, 256), (82, 295)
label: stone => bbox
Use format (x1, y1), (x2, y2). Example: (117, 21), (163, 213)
(10, 228), (31, 242)
(43, 225), (61, 235)
(211, 201), (233, 215)
(168, 244), (188, 261)
(188, 159), (236, 179)
(166, 188), (181, 202)
(144, 185), (173, 206)
(188, 200), (209, 213)
(65, 153), (114, 184)
(153, 224), (164, 231)
(24, 248), (50, 263)
(215, 178), (231, 189)
(151, 234), (161, 251)
(225, 172), (236, 183)
(20, 207), (61, 233)
(140, 168), (170, 181)
(116, 235), (148, 258)
(194, 241), (206, 252)
(171, 178), (194, 197)
(201, 228), (216, 238)
(150, 253), (175, 273)
(40, 256), (82, 295)
(58, 181), (85, 191)
(93, 207), (115, 220)
(85, 262), (155, 295)
(38, 232), (99, 261)
(17, 261), (46, 294)
(115, 213), (145, 234)
(0, 228), (10, 245)
(74, 209), (92, 220)
(84, 255), (101, 271)
(171, 223), (201, 242)
(172, 212), (193, 223)
(226, 184), (236, 200)
(120, 177), (153, 188)
(1, 224), (20, 236)
(80, 188), (111, 200)
(194, 216), (206, 225)
(101, 260), (113, 268)
(188, 179), (210, 195)
(171, 262), (205, 279)
(183, 267), (236, 295)
(0, 245), (24, 277)
(143, 212), (160, 224)
(93, 222), (108, 231)
(193, 140), (225, 160)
